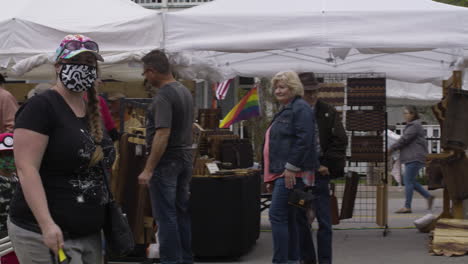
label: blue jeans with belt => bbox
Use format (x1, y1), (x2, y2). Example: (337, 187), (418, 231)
(269, 177), (304, 264)
(297, 175), (332, 264)
(148, 152), (193, 264)
(404, 161), (430, 209)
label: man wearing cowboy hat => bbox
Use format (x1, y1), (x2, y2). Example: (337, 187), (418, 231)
(297, 72), (348, 264)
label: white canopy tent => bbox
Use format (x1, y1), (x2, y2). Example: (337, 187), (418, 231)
(0, 0), (465, 103)
(164, 0), (468, 103)
(0, 0), (163, 81)
(165, 0), (468, 51)
(164, 0), (468, 79)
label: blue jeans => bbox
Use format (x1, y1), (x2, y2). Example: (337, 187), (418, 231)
(404, 161), (431, 209)
(148, 152), (193, 264)
(297, 175), (332, 264)
(269, 177), (304, 264)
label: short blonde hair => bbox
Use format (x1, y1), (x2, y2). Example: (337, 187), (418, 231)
(271, 71), (304, 97)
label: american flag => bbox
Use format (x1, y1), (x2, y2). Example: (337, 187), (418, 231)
(215, 79), (233, 100)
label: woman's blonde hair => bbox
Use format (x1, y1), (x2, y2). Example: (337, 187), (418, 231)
(271, 71), (304, 97)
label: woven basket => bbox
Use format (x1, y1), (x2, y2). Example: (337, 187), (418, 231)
(347, 78), (386, 106)
(346, 110), (385, 131)
(350, 136), (384, 162)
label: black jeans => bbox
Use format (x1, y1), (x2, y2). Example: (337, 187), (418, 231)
(297, 175), (332, 264)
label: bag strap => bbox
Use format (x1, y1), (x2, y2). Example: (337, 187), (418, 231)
(100, 161), (114, 201)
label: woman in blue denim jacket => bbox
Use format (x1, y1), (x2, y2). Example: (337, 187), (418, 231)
(264, 71), (318, 264)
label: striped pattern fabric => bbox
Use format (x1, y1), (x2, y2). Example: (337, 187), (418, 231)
(350, 136), (384, 162)
(219, 87), (260, 128)
(319, 83), (345, 106)
(346, 110), (385, 131)
(347, 78), (386, 106)
(215, 79), (233, 100)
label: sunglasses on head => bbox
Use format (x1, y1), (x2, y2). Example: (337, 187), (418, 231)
(64, 40), (99, 52)
(57, 40), (99, 59)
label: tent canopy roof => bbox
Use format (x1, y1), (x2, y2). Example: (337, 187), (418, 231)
(0, 0), (162, 81)
(186, 0), (461, 13)
(166, 0), (468, 52)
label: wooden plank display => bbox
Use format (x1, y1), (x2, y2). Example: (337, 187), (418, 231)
(346, 110), (385, 131)
(347, 77), (386, 106)
(442, 89), (468, 151)
(339, 172), (360, 220)
(430, 218), (468, 256)
(350, 136), (384, 162)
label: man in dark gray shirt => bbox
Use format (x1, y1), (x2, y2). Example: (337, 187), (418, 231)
(138, 50), (194, 264)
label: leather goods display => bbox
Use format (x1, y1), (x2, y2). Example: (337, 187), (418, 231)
(288, 187), (314, 210)
(193, 158), (214, 176)
(191, 172), (260, 258)
(346, 110), (385, 131)
(340, 171), (360, 220)
(318, 83), (345, 106)
(102, 161), (135, 257)
(116, 134), (153, 245)
(350, 136), (384, 162)
(330, 183), (340, 225)
(439, 152), (468, 201)
(198, 129), (233, 156)
(198, 109), (222, 129)
(207, 134), (239, 160)
(220, 139), (254, 169)
(347, 78), (386, 106)
(442, 89), (468, 151)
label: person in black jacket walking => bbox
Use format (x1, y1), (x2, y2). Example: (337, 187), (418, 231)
(297, 72), (348, 264)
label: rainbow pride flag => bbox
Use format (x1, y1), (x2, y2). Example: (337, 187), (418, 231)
(219, 87), (260, 128)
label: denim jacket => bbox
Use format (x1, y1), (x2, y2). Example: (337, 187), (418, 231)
(268, 96), (318, 174)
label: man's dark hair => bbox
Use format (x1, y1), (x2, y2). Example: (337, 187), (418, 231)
(0, 73), (5, 85)
(141, 49), (171, 74)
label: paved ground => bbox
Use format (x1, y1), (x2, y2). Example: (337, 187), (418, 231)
(112, 187), (468, 264)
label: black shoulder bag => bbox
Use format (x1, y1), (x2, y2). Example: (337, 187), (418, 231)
(288, 186), (315, 210)
(101, 162), (135, 257)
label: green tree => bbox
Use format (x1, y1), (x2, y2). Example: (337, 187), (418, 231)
(435, 0), (468, 7)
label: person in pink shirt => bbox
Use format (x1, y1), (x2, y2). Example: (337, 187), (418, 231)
(264, 71), (318, 264)
(0, 74), (19, 133)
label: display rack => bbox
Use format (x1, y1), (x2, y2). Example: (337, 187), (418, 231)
(315, 73), (388, 235)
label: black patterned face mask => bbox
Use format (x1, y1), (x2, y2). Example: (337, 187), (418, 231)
(59, 64), (97, 92)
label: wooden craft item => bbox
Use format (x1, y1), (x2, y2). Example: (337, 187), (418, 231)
(346, 110), (385, 131)
(350, 136), (384, 162)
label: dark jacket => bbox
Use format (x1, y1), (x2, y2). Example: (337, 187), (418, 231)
(390, 119), (427, 164)
(315, 99), (348, 178)
(268, 96), (318, 173)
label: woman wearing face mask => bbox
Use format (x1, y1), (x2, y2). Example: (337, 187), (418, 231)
(7, 34), (114, 264)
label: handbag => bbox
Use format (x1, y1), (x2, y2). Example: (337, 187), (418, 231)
(288, 187), (315, 210)
(101, 162), (135, 257)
